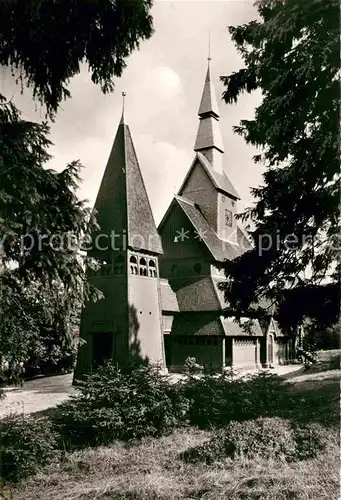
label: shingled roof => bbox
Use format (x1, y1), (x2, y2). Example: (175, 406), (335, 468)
(170, 313), (264, 338)
(178, 152), (240, 201)
(171, 313), (224, 336)
(174, 195), (244, 262)
(159, 279), (179, 312)
(197, 62), (220, 117)
(220, 316), (264, 337)
(92, 114), (163, 255)
(198, 153), (240, 199)
(169, 276), (221, 312)
(194, 60), (224, 155)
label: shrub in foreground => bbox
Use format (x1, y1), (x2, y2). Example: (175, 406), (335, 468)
(52, 363), (188, 449)
(181, 417), (329, 464)
(0, 414), (57, 483)
(181, 371), (286, 429)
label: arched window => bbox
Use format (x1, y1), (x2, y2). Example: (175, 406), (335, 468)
(114, 255), (124, 274)
(193, 263), (202, 274)
(129, 255), (138, 275)
(149, 259), (157, 277)
(139, 257), (147, 277)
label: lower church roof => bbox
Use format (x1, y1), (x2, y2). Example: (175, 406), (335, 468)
(159, 279), (179, 312)
(220, 316), (264, 337)
(171, 313), (224, 337)
(167, 312), (265, 338)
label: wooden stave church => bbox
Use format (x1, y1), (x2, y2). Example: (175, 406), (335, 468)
(74, 59), (295, 380)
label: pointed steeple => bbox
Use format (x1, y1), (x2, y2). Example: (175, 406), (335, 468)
(197, 61), (220, 118)
(194, 55), (224, 173)
(93, 97), (163, 255)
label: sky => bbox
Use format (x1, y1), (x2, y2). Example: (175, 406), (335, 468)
(0, 0), (263, 225)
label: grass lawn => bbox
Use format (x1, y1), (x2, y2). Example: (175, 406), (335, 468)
(8, 368), (340, 500)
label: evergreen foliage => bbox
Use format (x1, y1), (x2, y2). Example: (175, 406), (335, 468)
(0, 1), (152, 381)
(0, 414), (57, 483)
(52, 362), (188, 449)
(0, 0), (153, 116)
(181, 371), (284, 428)
(0, 98), (101, 383)
(181, 418), (329, 464)
(221, 0), (340, 332)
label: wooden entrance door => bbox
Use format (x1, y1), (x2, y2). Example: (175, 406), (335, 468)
(92, 332), (114, 369)
(164, 335), (172, 368)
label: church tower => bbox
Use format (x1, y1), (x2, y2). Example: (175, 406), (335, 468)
(178, 57), (240, 242)
(74, 96), (165, 380)
(194, 56), (224, 173)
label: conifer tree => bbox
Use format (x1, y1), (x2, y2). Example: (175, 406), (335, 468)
(221, 0), (339, 332)
(0, 0), (153, 381)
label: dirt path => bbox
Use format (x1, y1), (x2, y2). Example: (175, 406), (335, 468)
(0, 373), (76, 417)
(285, 369), (340, 384)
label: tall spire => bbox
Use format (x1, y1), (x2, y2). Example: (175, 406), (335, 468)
(93, 98), (162, 254)
(194, 44), (224, 173)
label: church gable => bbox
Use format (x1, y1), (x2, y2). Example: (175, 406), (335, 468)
(179, 158), (218, 232)
(175, 196), (243, 262)
(158, 198), (210, 261)
(177, 152), (241, 241)
(180, 157), (213, 195)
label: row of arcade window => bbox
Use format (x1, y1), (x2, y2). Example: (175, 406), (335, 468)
(173, 336), (220, 346)
(88, 255), (125, 276)
(130, 255), (157, 277)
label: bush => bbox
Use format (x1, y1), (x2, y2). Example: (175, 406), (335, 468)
(184, 357), (203, 375)
(181, 417), (328, 464)
(291, 422), (329, 460)
(52, 362), (188, 449)
(181, 371), (286, 429)
(0, 414), (57, 483)
(327, 353), (340, 370)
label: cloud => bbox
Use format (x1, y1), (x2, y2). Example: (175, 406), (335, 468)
(147, 66), (183, 101)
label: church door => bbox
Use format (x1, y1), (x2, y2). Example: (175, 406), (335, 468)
(164, 335), (172, 368)
(268, 335), (274, 365)
(92, 332), (114, 369)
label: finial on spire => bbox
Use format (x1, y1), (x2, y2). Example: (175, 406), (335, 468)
(208, 29), (211, 62)
(120, 91), (126, 124)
